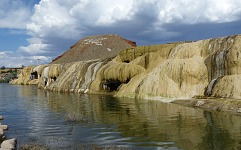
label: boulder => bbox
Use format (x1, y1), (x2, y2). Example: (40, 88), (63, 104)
(0, 138), (17, 150)
(0, 125), (8, 130)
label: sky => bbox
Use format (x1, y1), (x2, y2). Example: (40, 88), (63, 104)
(0, 0), (241, 67)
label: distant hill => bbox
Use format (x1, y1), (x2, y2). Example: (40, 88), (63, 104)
(51, 34), (136, 64)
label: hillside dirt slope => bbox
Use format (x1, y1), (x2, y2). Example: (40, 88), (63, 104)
(51, 34), (136, 64)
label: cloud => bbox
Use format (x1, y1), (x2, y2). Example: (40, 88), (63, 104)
(0, 0), (34, 29)
(26, 0), (241, 40)
(0, 52), (8, 59)
(154, 0), (241, 24)
(18, 38), (51, 55)
(2, 0), (241, 67)
(0, 50), (51, 68)
(95, 0), (134, 25)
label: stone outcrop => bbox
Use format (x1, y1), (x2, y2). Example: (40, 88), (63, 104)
(10, 66), (35, 85)
(115, 35), (241, 99)
(11, 34), (241, 100)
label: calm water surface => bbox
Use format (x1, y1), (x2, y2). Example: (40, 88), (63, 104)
(1, 83), (241, 150)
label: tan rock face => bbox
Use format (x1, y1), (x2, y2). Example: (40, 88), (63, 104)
(10, 66), (34, 85)
(120, 56), (208, 99)
(11, 34), (241, 99)
(204, 35), (241, 98)
(211, 75), (241, 99)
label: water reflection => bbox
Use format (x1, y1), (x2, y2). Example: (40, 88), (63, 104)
(2, 84), (241, 149)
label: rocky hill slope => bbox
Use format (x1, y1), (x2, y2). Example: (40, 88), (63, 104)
(11, 34), (241, 100)
(51, 34), (136, 64)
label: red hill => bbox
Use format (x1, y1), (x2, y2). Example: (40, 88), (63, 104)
(51, 34), (136, 64)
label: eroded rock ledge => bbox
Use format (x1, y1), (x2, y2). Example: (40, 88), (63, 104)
(11, 34), (241, 100)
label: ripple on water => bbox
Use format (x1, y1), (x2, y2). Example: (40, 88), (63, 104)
(2, 84), (241, 150)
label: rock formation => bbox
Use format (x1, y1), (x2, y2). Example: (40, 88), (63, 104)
(11, 34), (241, 100)
(10, 66), (35, 85)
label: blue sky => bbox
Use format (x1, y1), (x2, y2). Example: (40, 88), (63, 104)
(1, 0), (241, 67)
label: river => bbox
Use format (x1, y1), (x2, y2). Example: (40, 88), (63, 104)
(1, 83), (241, 149)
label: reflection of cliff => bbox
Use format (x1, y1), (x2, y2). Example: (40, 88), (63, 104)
(201, 111), (241, 150)
(12, 34), (241, 99)
(35, 92), (241, 150)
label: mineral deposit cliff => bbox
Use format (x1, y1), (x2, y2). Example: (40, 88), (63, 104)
(11, 34), (241, 100)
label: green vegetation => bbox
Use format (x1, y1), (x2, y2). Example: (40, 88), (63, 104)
(0, 68), (18, 83)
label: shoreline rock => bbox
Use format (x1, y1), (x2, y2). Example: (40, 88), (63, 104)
(0, 138), (17, 150)
(0, 125), (8, 131)
(0, 116), (16, 150)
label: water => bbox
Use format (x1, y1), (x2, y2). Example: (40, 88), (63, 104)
(1, 84), (241, 149)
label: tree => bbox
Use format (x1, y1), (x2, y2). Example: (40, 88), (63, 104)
(1, 66), (6, 70)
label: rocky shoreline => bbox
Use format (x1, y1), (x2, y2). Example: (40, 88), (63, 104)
(0, 115), (16, 150)
(172, 98), (241, 115)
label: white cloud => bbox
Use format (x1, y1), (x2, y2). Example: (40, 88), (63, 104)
(27, 0), (77, 37)
(26, 0), (241, 39)
(0, 50), (51, 67)
(95, 0), (134, 25)
(0, 0), (33, 29)
(0, 52), (7, 58)
(2, 0), (241, 67)
(204, 1), (241, 23)
(154, 0), (241, 24)
(18, 44), (49, 55)
(18, 38), (51, 55)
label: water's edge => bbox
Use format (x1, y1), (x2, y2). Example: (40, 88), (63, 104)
(172, 98), (241, 115)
